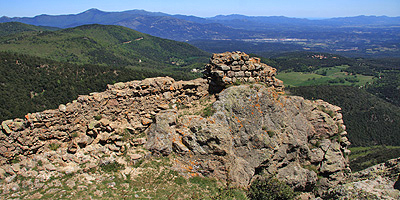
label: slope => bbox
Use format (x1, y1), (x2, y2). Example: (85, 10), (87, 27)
(0, 23), (210, 69)
(0, 22), (59, 37)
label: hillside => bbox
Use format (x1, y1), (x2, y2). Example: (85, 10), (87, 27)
(288, 85), (400, 147)
(0, 23), (209, 69)
(0, 52), (187, 122)
(0, 22), (59, 37)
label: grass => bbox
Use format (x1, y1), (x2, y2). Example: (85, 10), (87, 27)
(276, 65), (374, 87)
(7, 154), (248, 199)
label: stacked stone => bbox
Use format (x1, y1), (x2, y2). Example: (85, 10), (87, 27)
(0, 77), (209, 165)
(204, 51), (284, 91)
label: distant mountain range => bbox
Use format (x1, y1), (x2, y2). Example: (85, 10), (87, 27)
(1, 9), (399, 41)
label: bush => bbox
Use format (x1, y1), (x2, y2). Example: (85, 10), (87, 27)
(248, 176), (295, 200)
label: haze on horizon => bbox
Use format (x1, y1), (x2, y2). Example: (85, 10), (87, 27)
(1, 0), (399, 19)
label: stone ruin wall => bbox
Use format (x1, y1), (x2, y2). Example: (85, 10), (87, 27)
(204, 51), (284, 92)
(0, 77), (209, 165)
(0, 52), (285, 168)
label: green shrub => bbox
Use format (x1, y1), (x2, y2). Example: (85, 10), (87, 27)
(317, 105), (335, 118)
(71, 132), (79, 138)
(174, 176), (187, 185)
(248, 176), (295, 200)
(100, 162), (124, 173)
(267, 130), (275, 137)
(49, 143), (60, 151)
(94, 115), (102, 121)
(201, 104), (216, 117)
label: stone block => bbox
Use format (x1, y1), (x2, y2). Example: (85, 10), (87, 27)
(235, 71), (245, 77)
(219, 64), (231, 71)
(227, 71), (235, 78)
(231, 65), (241, 71)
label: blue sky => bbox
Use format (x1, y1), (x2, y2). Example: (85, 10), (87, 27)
(1, 0), (399, 18)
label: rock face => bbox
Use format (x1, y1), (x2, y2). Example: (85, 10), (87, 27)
(0, 52), (352, 198)
(203, 51), (284, 92)
(147, 83), (351, 195)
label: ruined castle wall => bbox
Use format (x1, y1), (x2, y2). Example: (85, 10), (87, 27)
(0, 77), (208, 165)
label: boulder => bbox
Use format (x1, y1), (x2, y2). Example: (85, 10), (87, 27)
(145, 110), (177, 156)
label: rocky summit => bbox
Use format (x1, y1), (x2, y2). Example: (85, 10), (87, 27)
(0, 52), (397, 199)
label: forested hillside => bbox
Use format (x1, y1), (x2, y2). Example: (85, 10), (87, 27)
(0, 52), (198, 122)
(288, 85), (400, 147)
(0, 23), (211, 122)
(0, 24), (209, 69)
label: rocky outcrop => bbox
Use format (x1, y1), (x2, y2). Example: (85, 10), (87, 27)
(147, 83), (351, 196)
(328, 157), (400, 199)
(204, 51), (284, 92)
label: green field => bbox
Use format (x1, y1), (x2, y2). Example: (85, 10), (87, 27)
(276, 65), (374, 87)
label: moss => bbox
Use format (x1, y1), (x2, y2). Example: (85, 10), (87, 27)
(302, 164), (318, 174)
(71, 132), (78, 138)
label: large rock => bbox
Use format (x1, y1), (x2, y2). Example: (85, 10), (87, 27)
(146, 83), (350, 193)
(145, 110), (178, 156)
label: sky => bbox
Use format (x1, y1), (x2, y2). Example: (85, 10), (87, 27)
(1, 0), (399, 18)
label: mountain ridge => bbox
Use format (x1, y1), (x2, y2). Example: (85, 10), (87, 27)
(1, 9), (399, 42)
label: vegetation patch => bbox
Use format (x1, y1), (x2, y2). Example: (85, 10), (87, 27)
(49, 143), (60, 151)
(99, 161), (124, 173)
(349, 145), (400, 171)
(200, 103), (216, 117)
(248, 175), (296, 200)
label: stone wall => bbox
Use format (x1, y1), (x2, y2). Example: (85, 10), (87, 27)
(204, 51), (284, 92)
(0, 77), (208, 165)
